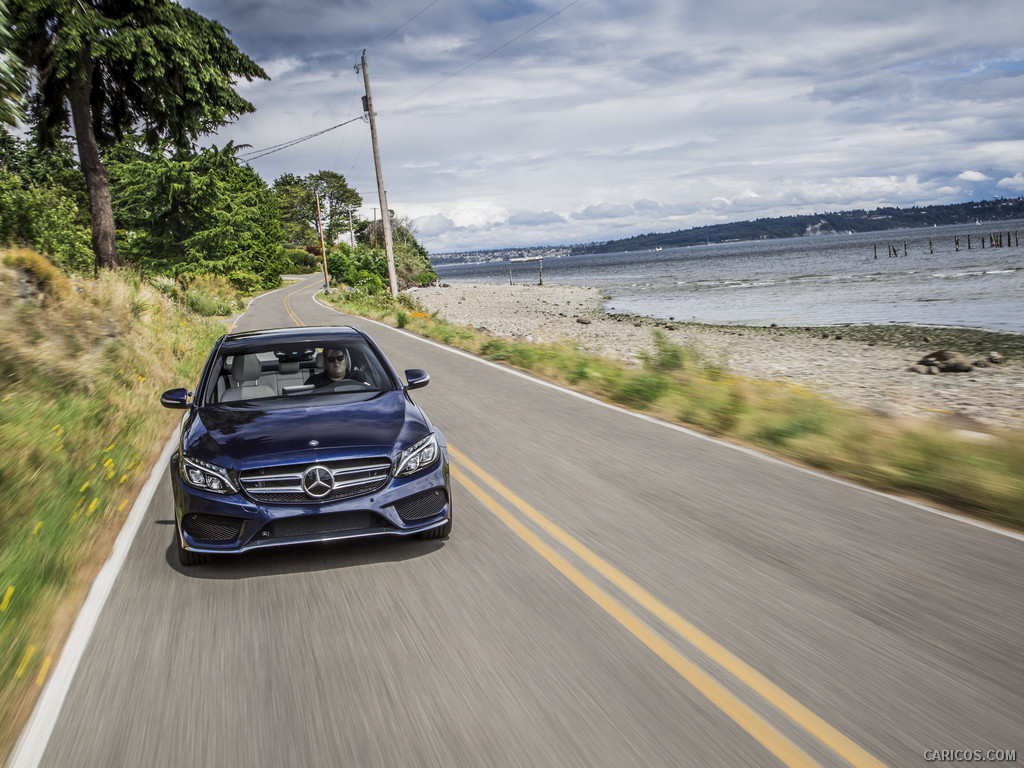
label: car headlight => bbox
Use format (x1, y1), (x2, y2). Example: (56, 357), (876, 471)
(395, 433), (440, 477)
(180, 455), (237, 494)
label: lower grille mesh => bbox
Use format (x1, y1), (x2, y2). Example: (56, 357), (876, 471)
(393, 489), (448, 522)
(183, 514), (243, 542)
(266, 511), (387, 539)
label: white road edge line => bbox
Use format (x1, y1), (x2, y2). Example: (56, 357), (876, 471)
(9, 286), (1018, 766)
(315, 290), (1024, 544)
(7, 435), (179, 768)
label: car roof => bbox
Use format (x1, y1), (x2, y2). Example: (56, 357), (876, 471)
(217, 326), (367, 353)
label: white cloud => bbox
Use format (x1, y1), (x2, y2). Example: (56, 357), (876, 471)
(410, 213), (456, 237)
(257, 57), (304, 81)
(183, 0), (1024, 251)
(996, 173), (1024, 191)
(508, 211), (566, 226)
(572, 202), (635, 220)
(447, 201), (508, 229)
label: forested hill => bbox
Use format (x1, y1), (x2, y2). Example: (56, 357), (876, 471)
(572, 197), (1024, 255)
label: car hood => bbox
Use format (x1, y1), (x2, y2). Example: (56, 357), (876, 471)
(183, 391), (430, 469)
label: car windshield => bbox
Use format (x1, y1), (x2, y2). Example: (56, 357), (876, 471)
(202, 338), (395, 405)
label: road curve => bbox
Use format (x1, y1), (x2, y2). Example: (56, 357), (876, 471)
(18, 274), (1023, 767)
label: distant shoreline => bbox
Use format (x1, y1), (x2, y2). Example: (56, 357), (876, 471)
(409, 282), (1024, 430)
(431, 202), (1024, 261)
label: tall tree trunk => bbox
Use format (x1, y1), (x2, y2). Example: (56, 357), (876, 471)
(67, 75), (121, 271)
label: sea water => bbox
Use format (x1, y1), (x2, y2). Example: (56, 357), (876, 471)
(433, 222), (1024, 333)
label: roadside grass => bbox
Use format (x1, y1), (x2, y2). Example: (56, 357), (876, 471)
(150, 273), (249, 317)
(0, 274), (1019, 758)
(325, 289), (1024, 531)
(0, 252), (225, 758)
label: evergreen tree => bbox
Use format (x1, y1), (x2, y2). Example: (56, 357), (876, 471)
(358, 213), (436, 287)
(109, 141), (284, 290)
(0, 0), (26, 125)
(0, 126), (92, 270)
(8, 0), (267, 270)
(273, 171), (362, 248)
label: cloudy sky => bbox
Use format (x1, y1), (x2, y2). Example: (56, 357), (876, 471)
(180, 0), (1024, 253)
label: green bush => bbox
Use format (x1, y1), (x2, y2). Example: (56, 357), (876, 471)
(610, 372), (670, 409)
(641, 330), (702, 372)
(184, 274), (240, 316)
(186, 291), (234, 316)
(750, 397), (828, 446)
(150, 275), (181, 301)
(227, 269), (263, 293)
(0, 171), (93, 273)
(354, 270), (384, 294)
(286, 248), (321, 271)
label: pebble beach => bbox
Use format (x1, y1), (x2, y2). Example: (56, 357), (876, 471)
(408, 282), (1024, 432)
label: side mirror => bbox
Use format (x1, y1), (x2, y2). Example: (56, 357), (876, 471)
(160, 388), (190, 409)
(404, 369), (430, 390)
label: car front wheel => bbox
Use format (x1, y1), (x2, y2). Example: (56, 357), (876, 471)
(418, 509), (452, 540)
(175, 527), (206, 566)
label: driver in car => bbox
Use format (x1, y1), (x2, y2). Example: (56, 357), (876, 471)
(305, 347), (353, 388)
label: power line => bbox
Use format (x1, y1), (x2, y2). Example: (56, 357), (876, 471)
(237, 116), (365, 161)
(236, 1), (443, 162)
(236, 0), (582, 163)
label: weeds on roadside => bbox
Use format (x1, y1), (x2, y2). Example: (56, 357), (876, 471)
(322, 288), (1024, 531)
(0, 254), (225, 755)
(183, 275), (241, 316)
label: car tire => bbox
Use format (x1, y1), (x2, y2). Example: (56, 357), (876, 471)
(418, 510), (452, 540)
(175, 528), (206, 566)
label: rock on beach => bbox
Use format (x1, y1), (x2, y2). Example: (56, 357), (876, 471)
(408, 283), (1024, 431)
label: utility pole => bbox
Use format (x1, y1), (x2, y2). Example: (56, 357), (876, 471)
(358, 50), (399, 297)
(315, 193), (329, 293)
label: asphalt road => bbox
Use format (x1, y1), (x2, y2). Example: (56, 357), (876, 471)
(18, 275), (1024, 767)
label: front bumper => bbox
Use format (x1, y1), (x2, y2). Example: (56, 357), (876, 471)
(170, 453), (450, 555)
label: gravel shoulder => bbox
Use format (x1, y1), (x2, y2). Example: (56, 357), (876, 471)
(408, 282), (1024, 431)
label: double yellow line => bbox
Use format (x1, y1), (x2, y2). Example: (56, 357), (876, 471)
(283, 278), (313, 327)
(449, 445), (889, 768)
(282, 272), (886, 766)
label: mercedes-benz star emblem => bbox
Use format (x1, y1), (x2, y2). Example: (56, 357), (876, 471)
(302, 465), (334, 498)
(309, 440), (319, 447)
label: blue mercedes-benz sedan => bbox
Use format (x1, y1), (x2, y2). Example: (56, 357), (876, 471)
(160, 326), (451, 566)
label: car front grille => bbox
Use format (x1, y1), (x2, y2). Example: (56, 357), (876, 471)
(393, 488), (448, 522)
(239, 457), (392, 504)
(183, 513), (244, 542)
(264, 510), (389, 539)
